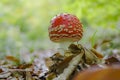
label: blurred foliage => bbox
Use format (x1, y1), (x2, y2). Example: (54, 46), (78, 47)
(64, 0), (120, 28)
(0, 0), (120, 57)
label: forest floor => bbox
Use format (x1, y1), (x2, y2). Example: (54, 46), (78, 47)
(0, 35), (120, 80)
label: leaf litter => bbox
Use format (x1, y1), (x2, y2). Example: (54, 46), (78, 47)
(0, 43), (120, 80)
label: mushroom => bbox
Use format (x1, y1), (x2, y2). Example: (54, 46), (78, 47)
(48, 13), (83, 55)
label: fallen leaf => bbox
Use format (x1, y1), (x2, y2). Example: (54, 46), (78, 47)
(105, 56), (120, 64)
(18, 63), (32, 69)
(0, 72), (11, 78)
(6, 56), (20, 64)
(90, 48), (103, 58)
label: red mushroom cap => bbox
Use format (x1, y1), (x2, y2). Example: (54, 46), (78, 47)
(49, 13), (83, 42)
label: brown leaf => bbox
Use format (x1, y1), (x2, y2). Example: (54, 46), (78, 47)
(83, 48), (102, 65)
(68, 44), (82, 54)
(45, 58), (54, 68)
(26, 72), (33, 80)
(92, 39), (111, 49)
(90, 48), (103, 58)
(101, 39), (111, 45)
(93, 43), (98, 49)
(49, 55), (74, 75)
(50, 53), (64, 63)
(47, 73), (56, 80)
(18, 63), (33, 69)
(0, 69), (3, 73)
(105, 56), (120, 64)
(6, 56), (20, 64)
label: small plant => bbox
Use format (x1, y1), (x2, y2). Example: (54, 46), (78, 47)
(90, 30), (97, 48)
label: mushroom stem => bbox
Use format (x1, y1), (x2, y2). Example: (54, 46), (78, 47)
(58, 41), (72, 55)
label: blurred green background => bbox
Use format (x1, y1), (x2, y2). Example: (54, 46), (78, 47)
(0, 0), (120, 58)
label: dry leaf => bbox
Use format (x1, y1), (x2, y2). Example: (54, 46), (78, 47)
(105, 56), (120, 64)
(26, 72), (32, 80)
(49, 55), (74, 75)
(101, 39), (111, 45)
(93, 43), (98, 49)
(6, 56), (20, 64)
(0, 69), (3, 73)
(68, 44), (82, 54)
(46, 73), (56, 80)
(90, 48), (103, 58)
(18, 63), (32, 69)
(0, 72), (11, 78)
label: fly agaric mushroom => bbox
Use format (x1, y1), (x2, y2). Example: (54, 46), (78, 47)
(48, 13), (83, 55)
